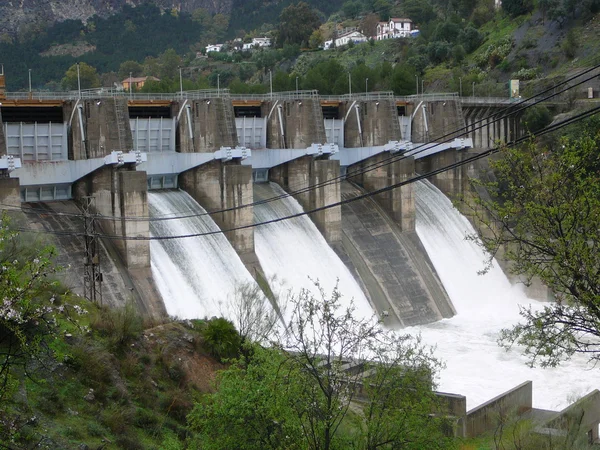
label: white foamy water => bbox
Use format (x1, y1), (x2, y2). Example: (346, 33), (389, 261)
(149, 190), (256, 320)
(413, 180), (598, 410)
(254, 182), (373, 322)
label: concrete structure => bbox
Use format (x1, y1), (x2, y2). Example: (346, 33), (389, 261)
(178, 98), (237, 153)
(73, 166), (150, 269)
(343, 99), (402, 147)
(269, 156), (341, 244)
(347, 153), (415, 232)
(264, 99), (326, 149)
(179, 160), (255, 260)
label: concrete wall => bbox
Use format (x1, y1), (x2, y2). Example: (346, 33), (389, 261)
(543, 390), (600, 443)
(347, 153), (415, 232)
(73, 166), (150, 269)
(342, 100), (401, 147)
(178, 98), (237, 153)
(179, 160), (255, 258)
(66, 98), (133, 160)
(410, 100), (465, 143)
(466, 381), (533, 438)
(463, 105), (524, 149)
(269, 156), (341, 244)
(416, 148), (468, 198)
(0, 176), (20, 208)
(264, 100), (326, 149)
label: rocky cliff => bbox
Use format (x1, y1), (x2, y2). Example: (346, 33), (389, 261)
(0, 0), (232, 36)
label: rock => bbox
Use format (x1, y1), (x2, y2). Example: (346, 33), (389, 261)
(83, 388), (95, 402)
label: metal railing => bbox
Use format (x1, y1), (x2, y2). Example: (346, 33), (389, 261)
(321, 91), (395, 101)
(231, 90), (320, 100)
(397, 92), (460, 102)
(4, 88), (230, 101)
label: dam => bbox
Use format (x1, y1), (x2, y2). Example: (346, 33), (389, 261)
(3, 72), (595, 415)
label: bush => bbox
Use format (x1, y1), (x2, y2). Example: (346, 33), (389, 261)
(523, 105), (552, 133)
(91, 302), (143, 351)
(201, 318), (242, 362)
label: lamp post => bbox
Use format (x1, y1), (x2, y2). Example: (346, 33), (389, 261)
(348, 72), (352, 96)
(296, 76), (299, 94)
(472, 81), (475, 98)
(129, 71), (132, 99)
(421, 79), (424, 95)
(269, 69), (273, 98)
(28, 69), (32, 97)
(415, 74), (418, 95)
(217, 73), (220, 96)
(179, 67), (183, 97)
(459, 77), (462, 97)
(365, 77), (368, 94)
(77, 63), (82, 99)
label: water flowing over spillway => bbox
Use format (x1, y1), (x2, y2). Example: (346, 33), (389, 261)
(413, 180), (596, 410)
(149, 190), (256, 320)
(254, 182), (373, 322)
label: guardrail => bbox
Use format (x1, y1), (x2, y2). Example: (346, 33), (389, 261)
(4, 88), (231, 101)
(232, 90), (320, 100)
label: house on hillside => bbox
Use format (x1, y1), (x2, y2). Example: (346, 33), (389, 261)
(323, 30), (368, 49)
(206, 44), (224, 53)
(121, 76), (160, 91)
(242, 37), (272, 51)
(376, 18), (412, 40)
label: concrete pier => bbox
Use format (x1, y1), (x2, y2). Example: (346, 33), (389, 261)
(343, 100), (401, 147)
(178, 98), (237, 153)
(264, 100), (326, 149)
(179, 160), (255, 259)
(417, 148), (468, 198)
(66, 98), (133, 160)
(347, 153), (415, 232)
(0, 176), (20, 208)
(73, 166), (150, 269)
(269, 156), (341, 244)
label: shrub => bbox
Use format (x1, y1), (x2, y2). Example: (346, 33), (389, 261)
(91, 302), (143, 351)
(201, 318), (242, 362)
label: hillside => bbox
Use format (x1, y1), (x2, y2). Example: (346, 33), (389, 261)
(0, 0), (232, 38)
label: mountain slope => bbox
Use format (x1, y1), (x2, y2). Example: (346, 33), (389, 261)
(0, 0), (232, 37)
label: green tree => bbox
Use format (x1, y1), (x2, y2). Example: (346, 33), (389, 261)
(390, 64), (418, 95)
(277, 2), (321, 46)
(158, 48), (182, 80)
(343, 0), (363, 18)
(502, 0), (534, 16)
(189, 284), (445, 449)
(118, 60), (144, 80)
(61, 62), (101, 90)
(0, 216), (79, 402)
(470, 119), (600, 367)
(308, 29), (324, 49)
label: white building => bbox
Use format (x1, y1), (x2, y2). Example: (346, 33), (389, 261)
(376, 18), (412, 40)
(206, 44), (224, 53)
(242, 37), (272, 51)
(323, 30), (368, 49)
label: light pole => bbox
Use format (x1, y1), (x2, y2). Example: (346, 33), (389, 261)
(348, 72), (352, 96)
(129, 71), (132, 99)
(269, 69), (273, 98)
(77, 63), (82, 99)
(296, 76), (299, 94)
(28, 69), (32, 97)
(415, 74), (418, 95)
(472, 81), (475, 98)
(179, 67), (183, 96)
(459, 77), (462, 97)
(365, 77), (368, 94)
(217, 73), (220, 96)
(421, 79), (424, 95)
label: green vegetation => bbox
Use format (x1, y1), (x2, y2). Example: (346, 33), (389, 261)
(469, 117), (600, 368)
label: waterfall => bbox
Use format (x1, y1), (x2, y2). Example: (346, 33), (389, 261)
(413, 180), (594, 410)
(253, 182), (373, 322)
(149, 190), (256, 320)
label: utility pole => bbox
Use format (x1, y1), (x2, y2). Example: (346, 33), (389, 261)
(82, 196), (102, 306)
